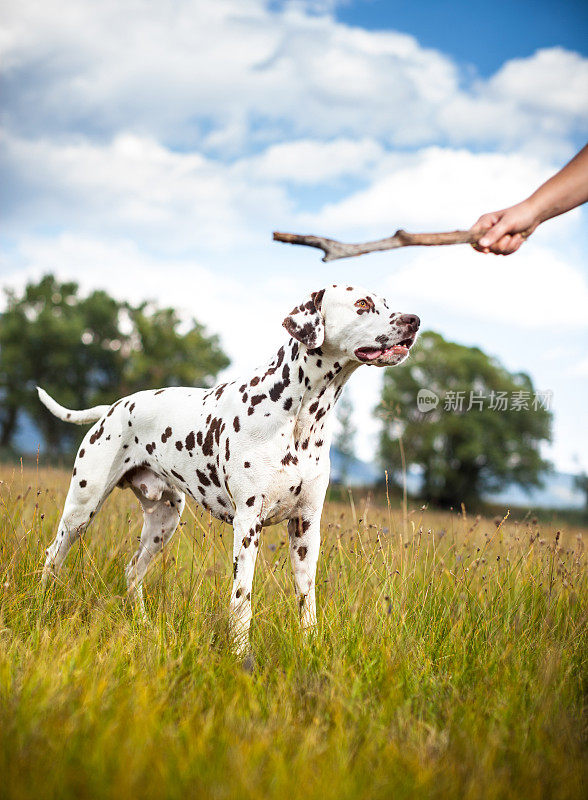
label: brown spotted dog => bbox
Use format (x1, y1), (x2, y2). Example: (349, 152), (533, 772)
(38, 285), (419, 653)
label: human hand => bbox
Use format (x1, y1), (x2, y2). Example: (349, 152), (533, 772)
(470, 200), (541, 255)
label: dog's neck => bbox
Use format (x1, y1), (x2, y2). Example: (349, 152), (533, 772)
(244, 337), (359, 436)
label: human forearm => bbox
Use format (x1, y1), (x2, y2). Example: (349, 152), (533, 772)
(527, 143), (588, 224)
(471, 143), (588, 255)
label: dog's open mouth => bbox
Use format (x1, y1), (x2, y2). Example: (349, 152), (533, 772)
(354, 336), (414, 364)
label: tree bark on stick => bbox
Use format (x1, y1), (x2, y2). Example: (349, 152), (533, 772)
(272, 227), (520, 262)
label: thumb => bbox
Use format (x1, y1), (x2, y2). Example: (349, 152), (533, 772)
(477, 215), (511, 247)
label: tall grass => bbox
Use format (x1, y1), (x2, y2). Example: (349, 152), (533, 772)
(0, 464), (586, 799)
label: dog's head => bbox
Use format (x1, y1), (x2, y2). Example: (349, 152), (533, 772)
(283, 284), (419, 366)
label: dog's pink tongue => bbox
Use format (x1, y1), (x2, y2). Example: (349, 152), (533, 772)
(356, 348), (382, 361)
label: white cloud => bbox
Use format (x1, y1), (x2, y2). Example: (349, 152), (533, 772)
(570, 355), (588, 377)
(2, 1), (586, 152)
(486, 47), (588, 119)
(304, 147), (562, 234)
(1, 130), (292, 253)
(383, 242), (588, 331)
(236, 137), (385, 184)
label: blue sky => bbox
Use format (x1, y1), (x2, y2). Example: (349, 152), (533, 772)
(338, 0), (588, 77)
(1, 0), (587, 473)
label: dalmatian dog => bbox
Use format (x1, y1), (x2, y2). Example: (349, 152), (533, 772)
(38, 284), (420, 652)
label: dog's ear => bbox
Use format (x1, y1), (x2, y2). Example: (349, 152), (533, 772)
(282, 289), (325, 349)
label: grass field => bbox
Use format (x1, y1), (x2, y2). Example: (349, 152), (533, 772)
(0, 464), (586, 799)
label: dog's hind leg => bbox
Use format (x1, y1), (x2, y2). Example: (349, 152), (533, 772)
(124, 480), (185, 617)
(42, 468), (115, 582)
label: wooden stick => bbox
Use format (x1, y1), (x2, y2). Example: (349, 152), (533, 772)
(273, 228), (483, 262)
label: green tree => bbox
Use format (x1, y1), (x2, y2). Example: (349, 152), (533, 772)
(334, 391), (357, 485)
(121, 304), (228, 394)
(376, 331), (552, 508)
(0, 276), (124, 452)
(0, 275), (230, 453)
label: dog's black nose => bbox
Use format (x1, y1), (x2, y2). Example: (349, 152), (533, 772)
(399, 314), (420, 330)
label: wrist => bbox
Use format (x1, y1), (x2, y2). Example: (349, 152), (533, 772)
(520, 194), (545, 228)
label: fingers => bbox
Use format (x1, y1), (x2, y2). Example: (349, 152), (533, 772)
(470, 212), (500, 236)
(491, 233), (526, 255)
(477, 216), (512, 248)
(472, 232), (527, 255)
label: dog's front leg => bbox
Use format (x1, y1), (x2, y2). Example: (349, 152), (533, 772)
(230, 511), (262, 656)
(288, 513), (321, 632)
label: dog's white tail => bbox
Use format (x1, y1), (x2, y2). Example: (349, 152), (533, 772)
(37, 387), (110, 425)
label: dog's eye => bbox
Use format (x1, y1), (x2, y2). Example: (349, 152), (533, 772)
(355, 299), (368, 309)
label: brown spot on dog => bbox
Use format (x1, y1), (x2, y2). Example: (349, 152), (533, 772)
(208, 463), (221, 487)
(298, 546), (307, 560)
(233, 416), (240, 432)
(311, 288), (325, 309)
(79, 480), (87, 488)
(107, 400), (121, 417)
(269, 382), (285, 401)
(246, 496), (255, 507)
(196, 469), (210, 486)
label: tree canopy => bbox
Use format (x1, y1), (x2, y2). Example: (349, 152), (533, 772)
(0, 275), (230, 453)
(377, 331), (552, 508)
